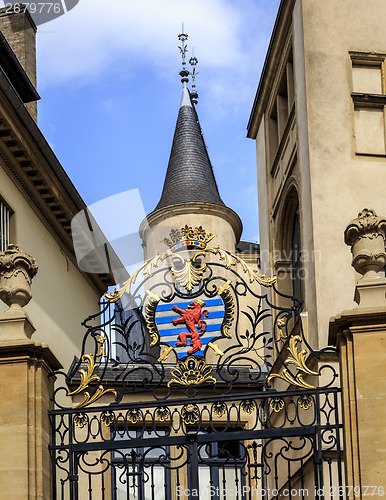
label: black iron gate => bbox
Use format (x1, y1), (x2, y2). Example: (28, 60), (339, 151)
(49, 227), (344, 499)
(50, 388), (343, 499)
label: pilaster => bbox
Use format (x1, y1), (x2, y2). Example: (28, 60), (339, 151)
(0, 340), (61, 500)
(329, 208), (386, 497)
(330, 308), (386, 494)
(0, 244), (62, 499)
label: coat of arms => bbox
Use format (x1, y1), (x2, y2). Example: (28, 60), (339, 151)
(172, 299), (209, 355)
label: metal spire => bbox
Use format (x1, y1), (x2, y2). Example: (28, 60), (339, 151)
(189, 47), (199, 105)
(178, 23), (189, 87)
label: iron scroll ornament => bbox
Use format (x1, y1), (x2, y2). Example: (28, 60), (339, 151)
(50, 228), (339, 410)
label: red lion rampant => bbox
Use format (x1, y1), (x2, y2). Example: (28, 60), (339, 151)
(172, 299), (209, 355)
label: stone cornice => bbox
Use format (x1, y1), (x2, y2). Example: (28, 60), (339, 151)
(0, 339), (62, 372)
(247, 0), (295, 139)
(329, 307), (386, 346)
(0, 92), (112, 294)
(140, 202), (243, 243)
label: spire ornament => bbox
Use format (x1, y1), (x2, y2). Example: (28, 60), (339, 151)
(189, 48), (199, 105)
(178, 23), (189, 86)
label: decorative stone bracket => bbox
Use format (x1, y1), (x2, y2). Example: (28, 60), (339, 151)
(344, 208), (386, 306)
(0, 244), (38, 340)
(345, 208), (386, 279)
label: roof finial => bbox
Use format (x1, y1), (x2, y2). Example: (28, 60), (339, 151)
(189, 47), (199, 105)
(178, 23), (189, 87)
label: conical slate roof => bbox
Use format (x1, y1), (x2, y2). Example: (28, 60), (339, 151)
(155, 86), (225, 210)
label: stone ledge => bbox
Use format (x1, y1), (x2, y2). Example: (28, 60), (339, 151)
(0, 339), (62, 371)
(329, 306), (386, 346)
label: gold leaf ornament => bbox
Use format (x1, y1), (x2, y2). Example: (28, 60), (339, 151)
(270, 398), (285, 413)
(240, 400), (256, 415)
(217, 280), (234, 338)
(67, 353), (118, 409)
(298, 394), (313, 410)
(212, 402), (227, 418)
(268, 335), (319, 389)
(145, 290), (161, 347)
(181, 404), (200, 424)
(74, 413), (88, 428)
(168, 356), (216, 387)
(170, 257), (206, 292)
(155, 407), (170, 422)
(127, 409), (142, 424)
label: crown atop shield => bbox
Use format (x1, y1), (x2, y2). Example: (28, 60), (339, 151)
(163, 225), (215, 252)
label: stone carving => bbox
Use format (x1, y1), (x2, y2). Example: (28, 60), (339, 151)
(0, 244), (38, 311)
(344, 209), (386, 279)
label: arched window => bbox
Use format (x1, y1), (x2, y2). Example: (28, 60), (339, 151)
(291, 205), (303, 304)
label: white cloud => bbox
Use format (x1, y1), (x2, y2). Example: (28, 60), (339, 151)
(37, 0), (248, 84)
(37, 0), (279, 95)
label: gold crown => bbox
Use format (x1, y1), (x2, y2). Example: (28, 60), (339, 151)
(163, 225), (215, 252)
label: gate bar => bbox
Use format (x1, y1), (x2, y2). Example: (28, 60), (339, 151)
(54, 426), (319, 454)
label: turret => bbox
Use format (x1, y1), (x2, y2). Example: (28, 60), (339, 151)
(140, 30), (242, 258)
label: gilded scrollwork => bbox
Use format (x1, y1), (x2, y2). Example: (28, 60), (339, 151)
(217, 280), (234, 338)
(67, 353), (118, 409)
(268, 335), (319, 390)
(145, 290), (160, 347)
(105, 227), (276, 300)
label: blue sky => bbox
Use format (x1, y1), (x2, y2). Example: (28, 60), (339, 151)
(36, 0), (281, 244)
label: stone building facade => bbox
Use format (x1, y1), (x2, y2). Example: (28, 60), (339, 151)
(248, 0), (386, 350)
(0, 0), (386, 497)
(247, 0), (386, 492)
(0, 9), (114, 498)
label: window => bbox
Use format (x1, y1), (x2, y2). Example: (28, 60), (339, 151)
(0, 199), (12, 252)
(111, 429), (172, 500)
(197, 437), (245, 500)
(268, 49), (294, 166)
(351, 52), (386, 156)
(110, 429), (244, 500)
(291, 206), (303, 304)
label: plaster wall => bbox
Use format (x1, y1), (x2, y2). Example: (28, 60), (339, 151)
(291, 0), (318, 347)
(0, 165), (100, 369)
(300, 0), (386, 345)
